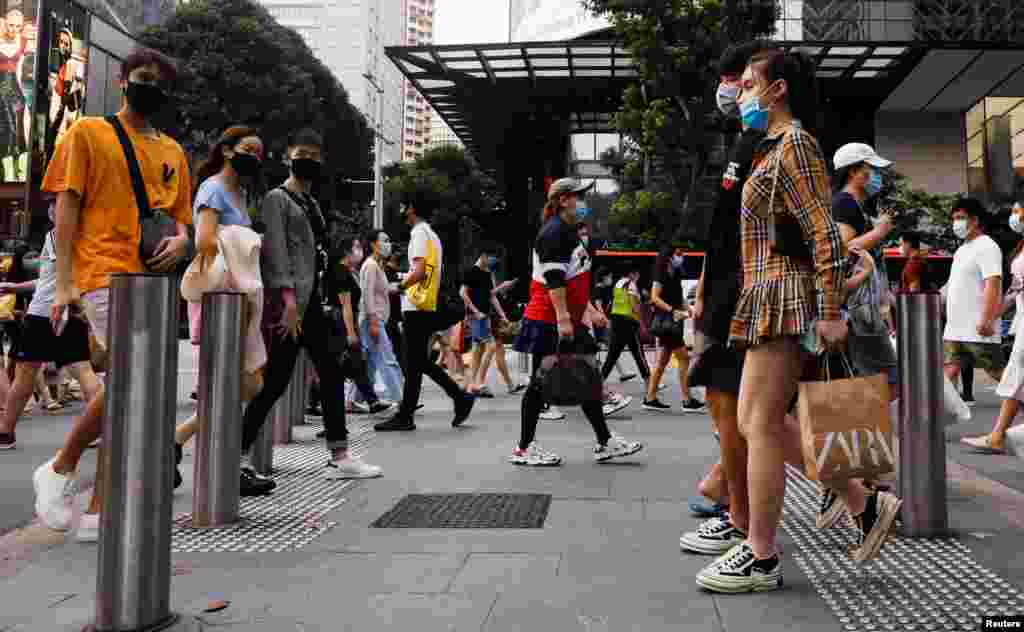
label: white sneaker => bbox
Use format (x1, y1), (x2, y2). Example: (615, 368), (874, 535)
(594, 433), (643, 462)
(603, 395), (632, 418)
(680, 515), (746, 555)
(325, 455), (383, 479)
(509, 442), (562, 466)
(76, 513), (100, 543)
(539, 406), (566, 421)
(33, 458), (75, 531)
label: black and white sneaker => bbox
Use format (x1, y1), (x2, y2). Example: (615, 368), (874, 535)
(816, 487), (848, 529)
(852, 491), (902, 563)
(696, 541), (783, 593)
(643, 399), (672, 412)
(680, 515), (746, 555)
(682, 399), (707, 413)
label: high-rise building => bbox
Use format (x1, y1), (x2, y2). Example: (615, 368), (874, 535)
(428, 113), (461, 151)
(400, 0), (434, 162)
(258, 1), (404, 167)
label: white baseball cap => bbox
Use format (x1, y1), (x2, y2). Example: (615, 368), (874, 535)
(833, 143), (891, 171)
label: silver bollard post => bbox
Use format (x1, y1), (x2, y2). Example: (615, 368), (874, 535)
(896, 291), (949, 537)
(95, 274), (179, 632)
(292, 350), (309, 424)
(192, 292), (244, 529)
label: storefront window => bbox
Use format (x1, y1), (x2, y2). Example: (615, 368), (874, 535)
(964, 97), (1024, 201)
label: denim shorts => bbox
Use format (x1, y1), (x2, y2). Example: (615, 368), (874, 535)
(468, 316), (493, 344)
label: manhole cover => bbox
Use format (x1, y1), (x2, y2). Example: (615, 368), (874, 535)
(371, 493), (552, 529)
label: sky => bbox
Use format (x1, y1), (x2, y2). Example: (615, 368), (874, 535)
(435, 0), (509, 45)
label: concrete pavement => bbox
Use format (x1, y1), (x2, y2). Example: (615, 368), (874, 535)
(1, 357), (1024, 631)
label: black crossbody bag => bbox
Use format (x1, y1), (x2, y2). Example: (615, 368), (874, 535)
(106, 115), (188, 271)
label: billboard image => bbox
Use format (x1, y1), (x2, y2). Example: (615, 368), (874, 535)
(0, 1), (38, 184)
(33, 0), (88, 178)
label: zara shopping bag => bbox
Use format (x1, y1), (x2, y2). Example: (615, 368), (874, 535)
(797, 353), (895, 483)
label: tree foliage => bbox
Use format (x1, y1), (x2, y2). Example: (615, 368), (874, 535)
(383, 145), (504, 283)
(582, 0), (778, 247)
(139, 0), (373, 192)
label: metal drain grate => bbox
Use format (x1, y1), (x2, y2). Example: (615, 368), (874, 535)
(782, 465), (1024, 631)
(170, 419), (373, 553)
(371, 493), (552, 529)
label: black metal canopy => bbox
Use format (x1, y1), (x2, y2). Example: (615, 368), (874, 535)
(385, 39), (927, 173)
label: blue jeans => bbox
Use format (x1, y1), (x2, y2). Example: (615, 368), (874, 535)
(353, 318), (404, 403)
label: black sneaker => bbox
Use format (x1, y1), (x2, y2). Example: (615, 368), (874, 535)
(816, 487), (847, 529)
(306, 405), (323, 417)
(682, 399), (707, 413)
(696, 541), (783, 593)
(619, 373), (637, 383)
(374, 414), (416, 432)
(452, 394), (475, 427)
(643, 399), (671, 411)
(0, 432), (15, 450)
(852, 491), (902, 563)
(367, 401), (398, 417)
(315, 430), (326, 439)
(239, 468), (275, 497)
(174, 443), (183, 490)
(189, 391), (198, 401)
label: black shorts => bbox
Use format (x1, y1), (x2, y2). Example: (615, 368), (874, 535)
(13, 314), (90, 368)
(689, 343), (745, 395)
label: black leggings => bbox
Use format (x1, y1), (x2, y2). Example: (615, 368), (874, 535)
(519, 352), (611, 451)
(601, 316), (650, 381)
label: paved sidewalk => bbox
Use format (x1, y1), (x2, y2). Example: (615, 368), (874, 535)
(2, 361), (1024, 631)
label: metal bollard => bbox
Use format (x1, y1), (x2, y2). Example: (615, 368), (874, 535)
(896, 291), (949, 537)
(291, 350), (309, 425)
(95, 274), (179, 632)
(192, 292), (244, 529)
(272, 351), (305, 444)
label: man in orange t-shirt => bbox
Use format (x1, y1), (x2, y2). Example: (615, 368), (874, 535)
(32, 48), (192, 542)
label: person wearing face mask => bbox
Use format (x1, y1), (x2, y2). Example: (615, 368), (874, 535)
(242, 128), (386, 482)
(33, 48), (193, 541)
(352, 229), (404, 406)
(374, 191), (477, 432)
(941, 197), (1007, 418)
(506, 177), (642, 467)
(461, 245), (510, 397)
(643, 245), (702, 412)
(682, 41), (770, 535)
(961, 202), (1024, 454)
(696, 48), (900, 594)
(172, 125), (271, 496)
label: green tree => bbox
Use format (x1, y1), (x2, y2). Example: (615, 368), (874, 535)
(383, 145), (504, 285)
(582, 0), (778, 246)
(139, 0), (374, 214)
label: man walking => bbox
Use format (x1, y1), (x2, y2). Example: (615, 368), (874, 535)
(35, 48), (192, 540)
(241, 128), (386, 483)
(375, 194), (476, 431)
(943, 197), (1007, 389)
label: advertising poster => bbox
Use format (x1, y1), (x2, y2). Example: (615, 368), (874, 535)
(0, 0), (38, 184)
(33, 0), (88, 176)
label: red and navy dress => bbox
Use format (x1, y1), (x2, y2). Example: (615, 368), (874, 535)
(513, 215), (597, 356)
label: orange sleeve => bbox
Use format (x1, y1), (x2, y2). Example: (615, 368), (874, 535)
(46, 122), (92, 198)
(169, 150), (193, 226)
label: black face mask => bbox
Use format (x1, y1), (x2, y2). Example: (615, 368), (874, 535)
(290, 157), (322, 182)
(230, 153), (261, 178)
(124, 81), (167, 117)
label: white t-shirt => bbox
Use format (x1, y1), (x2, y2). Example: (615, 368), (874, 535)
(944, 234), (1003, 344)
(401, 221), (443, 312)
(27, 231), (56, 319)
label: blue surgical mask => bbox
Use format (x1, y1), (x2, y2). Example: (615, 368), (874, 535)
(1010, 214), (1024, 235)
(575, 204), (591, 221)
(716, 82), (740, 117)
(487, 256), (498, 271)
(865, 169), (883, 196)
(671, 255), (684, 269)
(740, 96), (769, 131)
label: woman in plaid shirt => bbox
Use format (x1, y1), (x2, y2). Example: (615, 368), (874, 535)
(696, 49), (899, 594)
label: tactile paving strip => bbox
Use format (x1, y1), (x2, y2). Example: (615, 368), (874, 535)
(170, 417), (372, 553)
(782, 465), (1024, 631)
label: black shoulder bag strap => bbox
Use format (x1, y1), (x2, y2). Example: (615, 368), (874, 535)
(105, 115), (152, 220)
